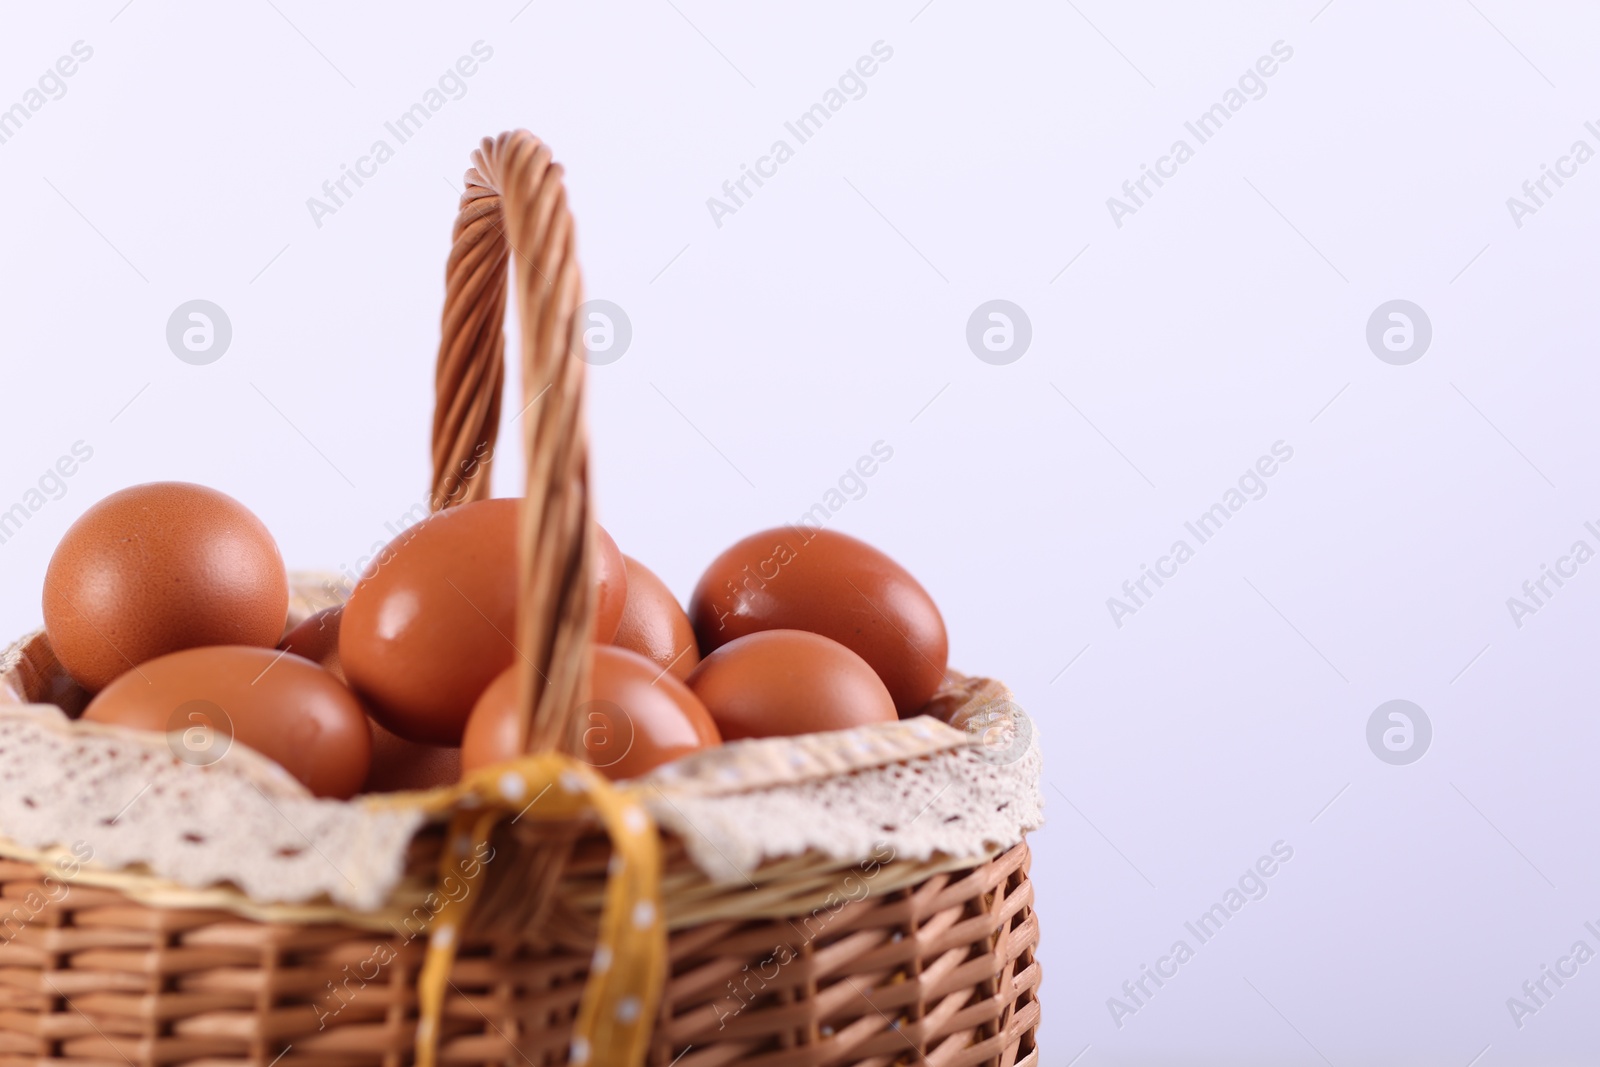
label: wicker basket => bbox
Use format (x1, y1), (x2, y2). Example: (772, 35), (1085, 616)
(0, 131), (1042, 1067)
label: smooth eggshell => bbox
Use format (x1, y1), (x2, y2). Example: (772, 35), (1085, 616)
(340, 498), (520, 745)
(278, 605), (345, 682)
(461, 646), (720, 779)
(593, 524), (628, 643)
(43, 482), (288, 692)
(83, 645), (371, 798)
(612, 556), (699, 681)
(686, 629), (897, 740)
(278, 606), (459, 792)
(459, 665), (527, 775)
(688, 527), (948, 716)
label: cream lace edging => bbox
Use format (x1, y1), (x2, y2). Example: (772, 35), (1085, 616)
(0, 578), (1042, 916)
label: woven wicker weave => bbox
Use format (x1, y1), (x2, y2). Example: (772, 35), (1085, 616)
(0, 838), (1037, 1067)
(0, 130), (1042, 1066)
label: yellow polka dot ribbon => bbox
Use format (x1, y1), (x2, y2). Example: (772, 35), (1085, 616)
(412, 753), (664, 1067)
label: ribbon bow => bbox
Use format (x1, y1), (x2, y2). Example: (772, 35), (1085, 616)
(412, 754), (664, 1067)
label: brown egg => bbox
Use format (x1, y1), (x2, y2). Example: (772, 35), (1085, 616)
(341, 503), (630, 746)
(688, 528), (948, 716)
(363, 719), (461, 793)
(461, 646), (721, 779)
(83, 646), (371, 798)
(43, 482), (288, 692)
(686, 629), (897, 740)
(340, 498), (520, 746)
(278, 606), (345, 682)
(593, 524), (628, 643)
(612, 556), (699, 681)
(277, 607), (458, 792)
(460, 665), (527, 774)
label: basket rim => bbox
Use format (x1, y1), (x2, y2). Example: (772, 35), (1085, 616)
(0, 624), (1035, 929)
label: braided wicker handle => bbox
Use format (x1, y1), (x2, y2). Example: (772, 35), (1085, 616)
(431, 131), (593, 755)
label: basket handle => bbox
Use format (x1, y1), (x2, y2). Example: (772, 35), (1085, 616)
(430, 131), (593, 755)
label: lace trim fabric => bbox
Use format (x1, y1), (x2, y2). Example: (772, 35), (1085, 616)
(0, 577), (1042, 913)
(0, 704), (425, 912)
(641, 729), (1043, 884)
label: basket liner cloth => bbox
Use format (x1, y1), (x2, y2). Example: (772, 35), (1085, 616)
(0, 638), (1041, 913)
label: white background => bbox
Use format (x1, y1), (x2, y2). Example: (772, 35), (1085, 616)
(3, 2), (1600, 1063)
